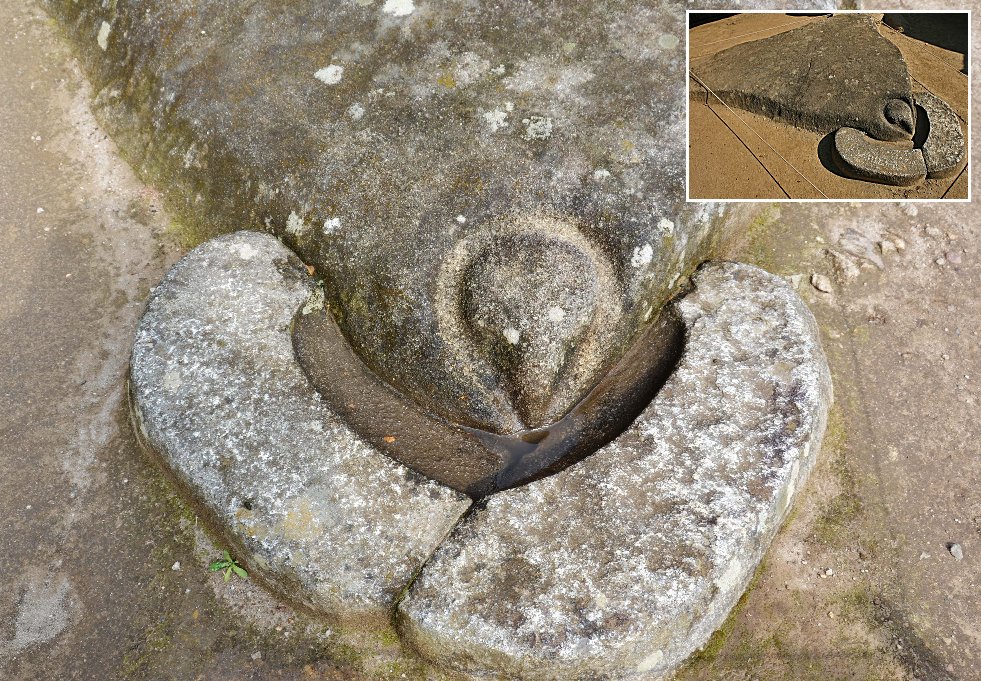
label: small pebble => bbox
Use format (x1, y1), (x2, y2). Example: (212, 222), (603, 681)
(171, 561), (181, 571)
(825, 567), (834, 577)
(810, 273), (833, 293)
(936, 257), (946, 266)
(926, 226), (942, 237)
(251, 651), (262, 661)
(894, 237), (906, 252)
(946, 251), (962, 265)
(949, 543), (963, 561)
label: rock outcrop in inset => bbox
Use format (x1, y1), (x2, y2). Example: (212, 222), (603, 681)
(692, 15), (914, 141)
(693, 14), (966, 188)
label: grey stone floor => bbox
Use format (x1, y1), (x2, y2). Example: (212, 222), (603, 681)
(0, 1), (978, 680)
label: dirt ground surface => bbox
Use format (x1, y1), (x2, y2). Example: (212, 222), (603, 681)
(0, 1), (977, 680)
(688, 13), (969, 200)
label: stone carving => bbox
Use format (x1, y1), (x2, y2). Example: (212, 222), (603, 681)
(831, 91), (966, 186)
(130, 232), (832, 678)
(294, 216), (686, 497)
(399, 262), (832, 679)
(50, 0), (752, 437)
(832, 127), (927, 186)
(51, 0), (837, 676)
(916, 90), (967, 179)
(129, 232), (471, 623)
(439, 215), (623, 432)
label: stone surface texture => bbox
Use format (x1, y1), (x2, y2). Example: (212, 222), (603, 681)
(398, 262), (833, 680)
(832, 127), (927, 186)
(40, 0), (847, 439)
(11, 0), (981, 679)
(129, 231), (471, 625)
(692, 14), (914, 141)
(915, 90), (966, 179)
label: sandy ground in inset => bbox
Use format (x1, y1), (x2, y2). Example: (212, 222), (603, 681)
(688, 13), (969, 200)
(0, 1), (978, 680)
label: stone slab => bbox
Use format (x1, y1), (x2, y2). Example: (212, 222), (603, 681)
(397, 262), (833, 679)
(692, 14), (914, 141)
(915, 90), (966, 179)
(49, 0), (769, 440)
(832, 127), (927, 186)
(129, 231), (471, 625)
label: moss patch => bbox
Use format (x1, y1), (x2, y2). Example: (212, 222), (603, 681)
(810, 405), (864, 546)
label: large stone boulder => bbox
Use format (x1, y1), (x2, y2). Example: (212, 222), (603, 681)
(49, 0), (762, 441)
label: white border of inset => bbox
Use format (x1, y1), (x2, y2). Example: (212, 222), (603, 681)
(685, 9), (972, 202)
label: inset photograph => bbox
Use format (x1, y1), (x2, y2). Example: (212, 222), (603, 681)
(688, 11), (969, 200)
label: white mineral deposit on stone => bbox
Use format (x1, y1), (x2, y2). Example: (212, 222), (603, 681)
(547, 306), (565, 323)
(0, 574), (75, 657)
(658, 33), (680, 49)
(503, 327), (520, 345)
(301, 287), (325, 315)
(314, 64), (344, 85)
(285, 211), (308, 237)
(323, 217), (341, 235)
(483, 109), (509, 132)
(593, 168), (611, 181)
(522, 116), (552, 140)
(97, 21), (110, 51)
(162, 370), (182, 392)
(455, 215), (466, 224)
(347, 102), (365, 120)
(382, 0), (415, 17)
(631, 243), (654, 268)
(636, 650), (665, 673)
(236, 243), (257, 260)
(658, 217), (675, 234)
